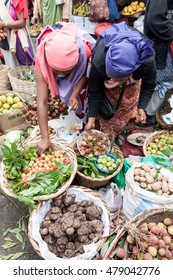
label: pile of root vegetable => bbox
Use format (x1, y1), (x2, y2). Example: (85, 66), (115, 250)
(125, 217), (173, 260)
(25, 95), (68, 125)
(40, 192), (104, 258)
(134, 164), (173, 196)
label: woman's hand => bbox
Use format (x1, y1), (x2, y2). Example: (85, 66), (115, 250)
(31, 16), (38, 25)
(0, 29), (7, 40)
(85, 117), (96, 130)
(37, 138), (51, 155)
(69, 96), (78, 110)
(135, 108), (146, 124)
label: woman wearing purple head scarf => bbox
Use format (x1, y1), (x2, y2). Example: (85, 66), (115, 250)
(85, 22), (156, 139)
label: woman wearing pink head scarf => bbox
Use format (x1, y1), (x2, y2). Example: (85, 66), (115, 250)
(35, 22), (95, 154)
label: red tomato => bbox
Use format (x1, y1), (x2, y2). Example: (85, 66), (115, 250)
(52, 165), (57, 170)
(63, 158), (71, 164)
(22, 183), (28, 188)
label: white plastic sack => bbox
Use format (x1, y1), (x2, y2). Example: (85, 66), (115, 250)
(123, 162), (173, 221)
(99, 183), (123, 213)
(31, 187), (110, 260)
(133, 15), (144, 33)
(57, 110), (83, 143)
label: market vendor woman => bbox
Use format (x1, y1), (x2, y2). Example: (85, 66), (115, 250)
(35, 22), (95, 154)
(85, 22), (156, 139)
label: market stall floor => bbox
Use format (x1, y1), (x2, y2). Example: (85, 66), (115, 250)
(0, 192), (42, 260)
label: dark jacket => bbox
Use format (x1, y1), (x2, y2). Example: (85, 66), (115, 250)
(88, 37), (156, 118)
(144, 0), (173, 69)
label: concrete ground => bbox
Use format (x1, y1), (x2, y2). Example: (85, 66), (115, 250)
(0, 193), (42, 260)
(0, 134), (42, 260)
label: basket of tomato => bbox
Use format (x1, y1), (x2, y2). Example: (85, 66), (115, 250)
(0, 135), (77, 208)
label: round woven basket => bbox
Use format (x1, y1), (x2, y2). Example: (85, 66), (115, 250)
(27, 185), (110, 258)
(75, 144), (124, 188)
(0, 135), (77, 201)
(124, 208), (173, 259)
(103, 208), (173, 260)
(8, 65), (36, 100)
(156, 88), (173, 128)
(127, 208), (173, 227)
(0, 64), (11, 91)
(143, 129), (173, 156)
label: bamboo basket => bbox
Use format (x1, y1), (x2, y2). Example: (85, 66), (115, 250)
(143, 129), (173, 156)
(75, 144), (124, 188)
(8, 66), (36, 100)
(0, 64), (11, 91)
(103, 208), (173, 260)
(28, 185), (110, 259)
(124, 208), (173, 259)
(156, 88), (173, 128)
(0, 135), (77, 201)
(28, 23), (43, 37)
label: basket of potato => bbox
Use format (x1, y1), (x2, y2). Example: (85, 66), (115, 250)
(121, 1), (145, 17)
(143, 130), (173, 157)
(28, 186), (110, 259)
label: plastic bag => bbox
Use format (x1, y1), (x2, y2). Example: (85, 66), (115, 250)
(112, 158), (131, 189)
(141, 155), (173, 173)
(99, 183), (123, 212)
(57, 110), (83, 143)
(133, 15), (144, 33)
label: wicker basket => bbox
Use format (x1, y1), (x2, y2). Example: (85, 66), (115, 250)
(75, 144), (124, 188)
(8, 66), (36, 100)
(124, 208), (173, 259)
(103, 208), (173, 260)
(126, 208), (173, 228)
(27, 185), (110, 259)
(0, 135), (77, 201)
(0, 64), (11, 91)
(143, 129), (173, 156)
(156, 88), (173, 128)
(121, 11), (144, 18)
(28, 23), (43, 38)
